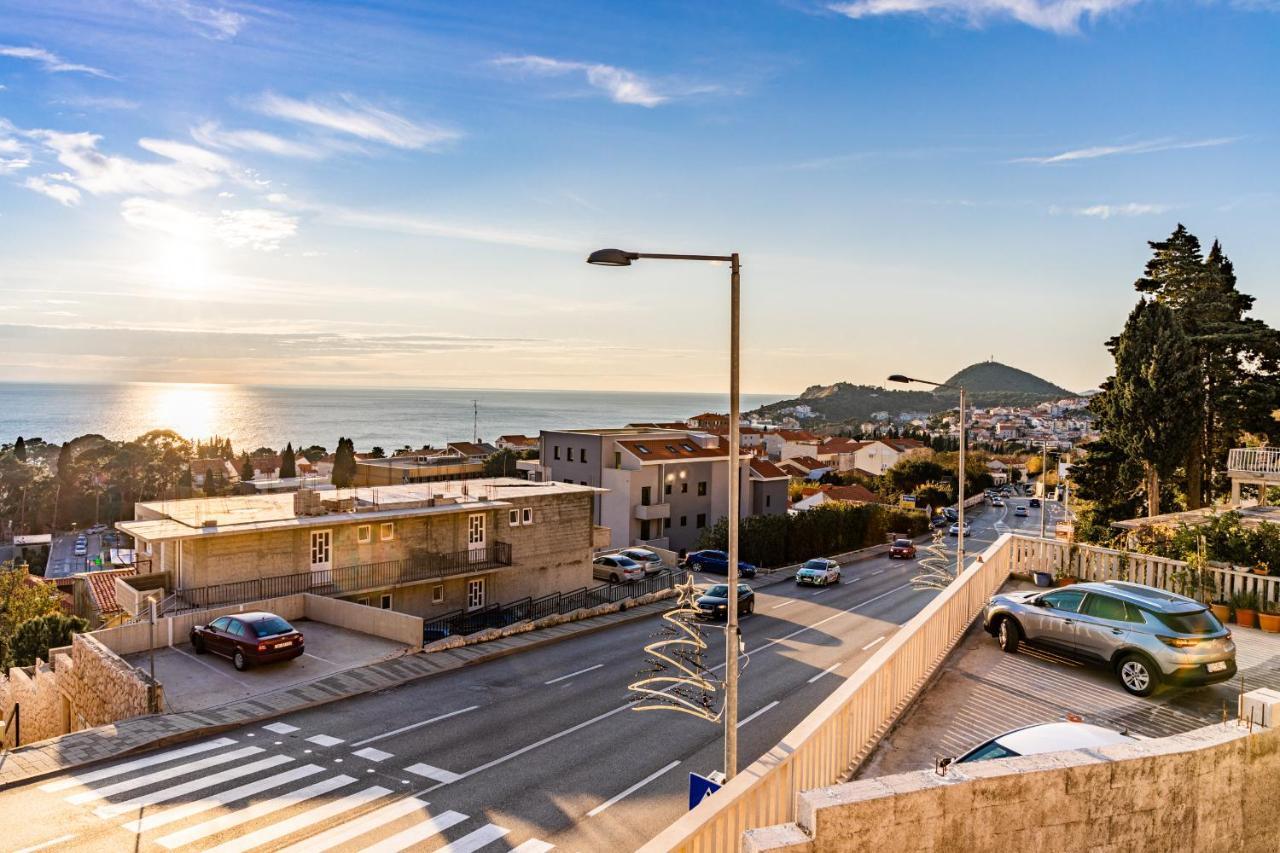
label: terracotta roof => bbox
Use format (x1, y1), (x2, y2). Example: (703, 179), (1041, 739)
(879, 438), (925, 451)
(773, 429), (821, 442)
(497, 434), (537, 445)
(788, 455), (829, 470)
(448, 441), (498, 457)
(820, 484), (883, 504)
(83, 567), (137, 617)
(617, 437), (738, 462)
(625, 422), (690, 430)
(817, 438), (866, 455)
(749, 458), (788, 480)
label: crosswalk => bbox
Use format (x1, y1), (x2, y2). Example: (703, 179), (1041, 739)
(33, 725), (553, 852)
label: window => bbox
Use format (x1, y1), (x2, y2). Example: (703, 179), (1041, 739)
(228, 620), (247, 637)
(554, 445), (560, 460)
(210, 616), (231, 631)
(522, 507), (533, 525)
(357, 597), (369, 606)
(467, 578), (485, 610)
(961, 741), (1020, 762)
(765, 495), (772, 507)
(581, 449), (587, 464)
(432, 584), (444, 604)
(614, 451), (621, 468)
(1082, 594), (1138, 623)
(567, 447), (575, 462)
(635, 444), (650, 454)
(680, 516), (687, 527)
(1042, 589), (1086, 613)
(697, 481), (707, 496)
(357, 524), (372, 544)
(663, 518), (671, 531)
(640, 520), (651, 540)
(681, 483), (688, 493)
(1152, 608), (1222, 635)
(380, 522), (394, 541)
(641, 486), (652, 506)
(664, 483), (672, 495)
(509, 509), (520, 526)
(696, 513), (707, 528)
(380, 594), (392, 609)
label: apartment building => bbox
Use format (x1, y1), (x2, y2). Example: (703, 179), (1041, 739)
(116, 478), (605, 621)
(764, 429), (823, 461)
(540, 427), (787, 551)
(354, 455), (484, 486)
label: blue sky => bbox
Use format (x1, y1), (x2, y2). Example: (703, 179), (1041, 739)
(1, 1), (1277, 395)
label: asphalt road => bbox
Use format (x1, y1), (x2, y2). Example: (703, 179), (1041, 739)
(7, 501), (1044, 853)
(46, 530), (104, 579)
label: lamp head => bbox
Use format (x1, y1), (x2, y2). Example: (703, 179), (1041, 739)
(587, 248), (639, 267)
(886, 374), (912, 384)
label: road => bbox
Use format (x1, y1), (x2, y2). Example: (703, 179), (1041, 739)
(46, 530), (104, 579)
(6, 501), (1049, 853)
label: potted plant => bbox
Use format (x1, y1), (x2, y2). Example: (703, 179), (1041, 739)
(1053, 567), (1077, 587)
(1259, 600), (1280, 634)
(1253, 562), (1270, 576)
(1210, 596), (1231, 625)
(1232, 590), (1259, 629)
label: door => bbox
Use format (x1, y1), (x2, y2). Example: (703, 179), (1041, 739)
(1023, 588), (1085, 650)
(310, 529), (332, 577)
(205, 616), (233, 655)
(467, 513), (486, 563)
(466, 578), (485, 610)
(1075, 593), (1140, 660)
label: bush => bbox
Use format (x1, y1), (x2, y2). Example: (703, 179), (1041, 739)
(7, 613), (88, 668)
(697, 504), (929, 568)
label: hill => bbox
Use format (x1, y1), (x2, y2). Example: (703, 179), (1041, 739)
(943, 361), (1073, 398)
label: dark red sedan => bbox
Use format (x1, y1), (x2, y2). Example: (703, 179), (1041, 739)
(889, 538), (917, 559)
(191, 612), (304, 671)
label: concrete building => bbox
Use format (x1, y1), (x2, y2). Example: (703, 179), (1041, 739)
(539, 427), (788, 552)
(115, 478), (606, 621)
(852, 438), (927, 476)
(354, 455), (484, 486)
(764, 429), (823, 461)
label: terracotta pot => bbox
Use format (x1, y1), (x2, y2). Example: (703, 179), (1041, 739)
(1252, 568), (1269, 576)
(1210, 602), (1230, 624)
(1053, 577), (1078, 587)
(1258, 611), (1280, 633)
(1236, 608), (1258, 630)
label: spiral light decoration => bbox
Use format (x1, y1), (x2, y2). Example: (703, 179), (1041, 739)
(628, 574), (722, 722)
(912, 526), (960, 591)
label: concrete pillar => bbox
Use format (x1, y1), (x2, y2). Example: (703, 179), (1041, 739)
(1231, 479), (1242, 506)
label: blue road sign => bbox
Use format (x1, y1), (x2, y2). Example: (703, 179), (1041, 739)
(688, 772), (722, 810)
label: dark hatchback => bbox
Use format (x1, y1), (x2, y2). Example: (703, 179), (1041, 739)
(889, 538), (917, 559)
(696, 583), (756, 620)
(191, 611), (305, 671)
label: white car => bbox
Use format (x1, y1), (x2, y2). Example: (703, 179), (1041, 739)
(619, 548), (664, 576)
(795, 558), (841, 586)
(951, 721), (1135, 765)
(949, 522), (971, 537)
(592, 555), (645, 583)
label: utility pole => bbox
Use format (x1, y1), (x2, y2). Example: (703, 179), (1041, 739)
(1039, 441), (1049, 540)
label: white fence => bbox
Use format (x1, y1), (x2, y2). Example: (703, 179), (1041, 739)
(1227, 446), (1280, 477)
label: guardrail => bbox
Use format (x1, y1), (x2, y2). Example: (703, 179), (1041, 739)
(1227, 446), (1280, 477)
(641, 533), (1016, 852)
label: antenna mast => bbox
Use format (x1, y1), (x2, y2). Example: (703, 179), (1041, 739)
(473, 400), (478, 443)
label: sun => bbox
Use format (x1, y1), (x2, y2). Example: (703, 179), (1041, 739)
(144, 383), (223, 440)
(146, 239), (212, 295)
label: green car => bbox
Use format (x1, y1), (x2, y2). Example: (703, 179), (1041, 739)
(795, 558), (842, 586)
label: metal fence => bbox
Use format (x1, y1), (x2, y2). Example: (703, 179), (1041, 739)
(424, 568), (683, 639)
(175, 542), (513, 611)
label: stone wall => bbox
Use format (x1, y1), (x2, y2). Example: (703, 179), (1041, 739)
(743, 722), (1280, 853)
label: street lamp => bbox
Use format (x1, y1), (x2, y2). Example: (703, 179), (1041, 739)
(888, 374), (967, 576)
(588, 247), (744, 780)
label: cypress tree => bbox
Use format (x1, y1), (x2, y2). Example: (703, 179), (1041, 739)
(14, 436), (26, 462)
(281, 443), (297, 479)
(239, 453), (254, 483)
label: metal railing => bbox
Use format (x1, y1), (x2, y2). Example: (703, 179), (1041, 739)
(173, 543), (512, 612)
(424, 568), (683, 639)
(641, 534), (1015, 852)
(1227, 447), (1280, 477)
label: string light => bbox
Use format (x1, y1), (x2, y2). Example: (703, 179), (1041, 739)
(628, 574), (722, 722)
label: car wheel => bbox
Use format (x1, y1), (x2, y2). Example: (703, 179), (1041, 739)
(692, 561), (703, 571)
(1117, 653), (1159, 697)
(610, 573), (620, 583)
(745, 599), (754, 615)
(996, 617), (1021, 653)
(192, 635), (205, 654)
(233, 649), (249, 672)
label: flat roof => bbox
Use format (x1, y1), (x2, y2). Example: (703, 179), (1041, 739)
(118, 478), (599, 542)
(1112, 504), (1280, 530)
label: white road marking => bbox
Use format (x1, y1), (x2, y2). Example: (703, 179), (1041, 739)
(435, 823), (511, 853)
(155, 774), (355, 849)
(123, 764), (325, 834)
(587, 760), (681, 817)
(275, 796), (431, 853)
(201, 785), (391, 853)
(862, 635), (887, 651)
(810, 588), (829, 596)
(350, 705), (480, 748)
(544, 663), (604, 685)
(405, 762), (462, 784)
(737, 700), (780, 728)
(771, 600), (797, 610)
(95, 754), (293, 818)
(39, 737), (237, 792)
(510, 841), (555, 853)
(172, 645), (246, 682)
(807, 663), (840, 684)
(264, 722), (299, 734)
(353, 747), (395, 762)
(66, 745), (264, 805)
(16, 835), (75, 853)
(869, 569), (885, 576)
(303, 651), (337, 665)
(357, 810), (468, 853)
(307, 734), (345, 747)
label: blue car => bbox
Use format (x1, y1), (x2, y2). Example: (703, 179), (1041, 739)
(682, 549), (758, 578)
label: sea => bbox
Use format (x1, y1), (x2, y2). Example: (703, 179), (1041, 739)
(0, 382), (783, 452)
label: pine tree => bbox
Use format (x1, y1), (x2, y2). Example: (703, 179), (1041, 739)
(332, 437), (355, 488)
(239, 453), (254, 483)
(204, 467), (220, 496)
(280, 443), (297, 479)
(13, 437), (26, 462)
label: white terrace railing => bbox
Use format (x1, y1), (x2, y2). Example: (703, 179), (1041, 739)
(642, 532), (1278, 852)
(1227, 447), (1280, 478)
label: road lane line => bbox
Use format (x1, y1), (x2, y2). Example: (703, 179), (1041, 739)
(95, 753), (294, 818)
(405, 762), (462, 784)
(587, 760), (681, 817)
(39, 737), (237, 792)
(123, 764), (326, 834)
(350, 705), (479, 747)
(16, 836), (75, 853)
(869, 569), (885, 576)
(810, 588), (829, 596)
(862, 635), (886, 651)
(66, 745), (264, 805)
(155, 774), (356, 849)
(434, 823), (510, 853)
(807, 663), (840, 684)
(275, 796), (432, 853)
(545, 663), (604, 684)
(771, 600), (797, 610)
(201, 785), (391, 853)
(737, 700), (779, 728)
(357, 810), (468, 853)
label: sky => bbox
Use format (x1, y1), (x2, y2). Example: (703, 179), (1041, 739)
(1, 0), (1278, 396)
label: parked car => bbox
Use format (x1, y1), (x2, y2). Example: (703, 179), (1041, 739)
(1029, 497), (1041, 508)
(795, 558), (841, 586)
(191, 612), (305, 671)
(695, 583), (755, 620)
(682, 549), (758, 578)
(592, 555), (646, 583)
(1014, 505), (1028, 517)
(983, 580), (1237, 697)
(889, 538), (917, 559)
(619, 547), (664, 576)
(73, 544), (87, 557)
(943, 508), (959, 522)
(950, 721), (1136, 765)
(949, 521), (971, 537)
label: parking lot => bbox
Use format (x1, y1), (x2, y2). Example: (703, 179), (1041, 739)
(123, 620), (411, 713)
(858, 578), (1280, 777)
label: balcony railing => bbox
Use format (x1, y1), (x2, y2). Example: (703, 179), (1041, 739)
(173, 542), (512, 612)
(1228, 447), (1280, 478)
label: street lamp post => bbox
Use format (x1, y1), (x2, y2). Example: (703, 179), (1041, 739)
(588, 248), (744, 780)
(888, 375), (966, 575)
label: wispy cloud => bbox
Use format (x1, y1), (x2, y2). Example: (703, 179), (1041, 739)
(24, 175), (82, 206)
(121, 197), (298, 251)
(493, 55), (672, 107)
(56, 95), (141, 111)
(0, 44), (111, 78)
(0, 123), (30, 172)
(135, 0), (248, 40)
(323, 206), (578, 252)
(1014, 136), (1239, 164)
(828, 0), (1139, 34)
(192, 121), (325, 159)
(1052, 202), (1171, 218)
(251, 93), (459, 149)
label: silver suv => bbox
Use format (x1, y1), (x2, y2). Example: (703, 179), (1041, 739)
(983, 580), (1236, 697)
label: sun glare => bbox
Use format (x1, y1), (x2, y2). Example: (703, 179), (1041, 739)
(147, 240), (212, 295)
(144, 383), (221, 440)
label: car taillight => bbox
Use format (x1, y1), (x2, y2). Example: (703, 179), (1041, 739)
(1157, 635), (1201, 648)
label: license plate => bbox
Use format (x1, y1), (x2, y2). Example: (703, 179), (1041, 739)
(1206, 661), (1227, 673)
(275, 640), (293, 649)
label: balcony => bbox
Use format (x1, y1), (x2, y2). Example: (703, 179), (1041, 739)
(634, 502), (671, 521)
(1228, 447), (1280, 481)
